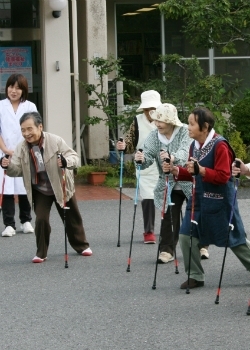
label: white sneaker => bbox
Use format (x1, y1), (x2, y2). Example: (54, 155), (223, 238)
(200, 248), (209, 259)
(2, 226), (16, 237)
(158, 252), (174, 263)
(20, 222), (34, 234)
(81, 247), (93, 256)
(32, 256), (47, 263)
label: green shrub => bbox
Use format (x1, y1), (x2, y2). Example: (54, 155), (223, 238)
(228, 130), (247, 161)
(231, 97), (250, 144)
(76, 160), (136, 186)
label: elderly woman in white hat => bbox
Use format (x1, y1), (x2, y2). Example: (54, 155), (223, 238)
(117, 90), (161, 244)
(134, 103), (192, 263)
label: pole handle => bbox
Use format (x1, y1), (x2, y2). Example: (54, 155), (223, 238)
(164, 158), (170, 175)
(136, 148), (143, 165)
(235, 160), (241, 179)
(160, 149), (171, 175)
(1, 154), (9, 170)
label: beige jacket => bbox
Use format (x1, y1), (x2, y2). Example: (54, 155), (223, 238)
(6, 132), (78, 208)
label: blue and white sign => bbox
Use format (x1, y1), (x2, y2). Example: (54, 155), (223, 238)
(0, 46), (33, 93)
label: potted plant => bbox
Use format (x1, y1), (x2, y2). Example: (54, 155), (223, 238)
(87, 171), (108, 186)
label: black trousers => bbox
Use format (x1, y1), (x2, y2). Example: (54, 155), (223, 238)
(33, 189), (89, 259)
(160, 190), (187, 255)
(141, 199), (155, 233)
(2, 194), (32, 229)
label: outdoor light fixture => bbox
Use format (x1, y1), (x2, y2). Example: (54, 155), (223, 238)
(49, 0), (67, 18)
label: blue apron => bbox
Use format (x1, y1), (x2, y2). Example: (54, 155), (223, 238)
(180, 136), (246, 248)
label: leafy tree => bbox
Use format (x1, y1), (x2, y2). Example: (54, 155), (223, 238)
(231, 97), (250, 143)
(80, 55), (134, 156)
(159, 0), (250, 53)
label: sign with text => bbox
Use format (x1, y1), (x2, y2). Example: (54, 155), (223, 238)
(0, 47), (33, 93)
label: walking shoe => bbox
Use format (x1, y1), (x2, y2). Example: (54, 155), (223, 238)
(82, 248), (92, 256)
(180, 278), (204, 289)
(20, 222), (34, 234)
(32, 256), (47, 263)
(158, 252), (174, 263)
(2, 226), (16, 237)
(200, 248), (209, 259)
(143, 232), (156, 244)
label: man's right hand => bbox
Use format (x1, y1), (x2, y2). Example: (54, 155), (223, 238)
(116, 140), (126, 151)
(1, 155), (10, 169)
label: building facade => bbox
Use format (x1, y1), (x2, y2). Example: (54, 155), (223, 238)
(1, 0), (250, 163)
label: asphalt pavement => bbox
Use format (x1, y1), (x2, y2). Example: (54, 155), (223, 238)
(1, 187), (250, 350)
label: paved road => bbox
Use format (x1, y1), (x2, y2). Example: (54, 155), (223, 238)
(1, 191), (250, 349)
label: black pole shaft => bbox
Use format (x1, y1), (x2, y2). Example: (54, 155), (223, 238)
(169, 204), (179, 274)
(64, 207), (68, 268)
(186, 226), (193, 294)
(215, 176), (239, 304)
(215, 228), (231, 304)
(152, 235), (161, 289)
(126, 204), (137, 272)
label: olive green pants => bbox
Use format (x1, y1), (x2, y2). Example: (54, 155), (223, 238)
(179, 234), (250, 282)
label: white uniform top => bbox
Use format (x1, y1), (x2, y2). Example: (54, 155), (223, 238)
(136, 113), (159, 199)
(0, 98), (37, 194)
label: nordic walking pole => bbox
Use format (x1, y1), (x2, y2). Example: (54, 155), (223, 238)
(126, 149), (142, 272)
(215, 160), (241, 304)
(0, 155), (9, 215)
(58, 154), (70, 269)
(152, 155), (170, 289)
(117, 137), (124, 247)
(186, 163), (198, 294)
(167, 176), (179, 274)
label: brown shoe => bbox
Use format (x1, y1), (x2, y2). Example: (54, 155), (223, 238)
(180, 278), (204, 289)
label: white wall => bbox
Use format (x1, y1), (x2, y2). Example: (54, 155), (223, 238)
(41, 0), (72, 146)
(78, 0), (109, 159)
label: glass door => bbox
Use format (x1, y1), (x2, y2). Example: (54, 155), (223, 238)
(0, 0), (42, 114)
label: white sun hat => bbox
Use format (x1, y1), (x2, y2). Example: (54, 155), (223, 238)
(136, 90), (162, 113)
(149, 103), (183, 126)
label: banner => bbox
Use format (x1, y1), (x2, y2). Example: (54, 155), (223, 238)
(0, 47), (33, 93)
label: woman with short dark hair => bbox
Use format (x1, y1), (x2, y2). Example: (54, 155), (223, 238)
(169, 107), (250, 289)
(0, 74), (37, 237)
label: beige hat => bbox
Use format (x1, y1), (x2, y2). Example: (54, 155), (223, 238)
(149, 103), (183, 126)
(136, 90), (162, 113)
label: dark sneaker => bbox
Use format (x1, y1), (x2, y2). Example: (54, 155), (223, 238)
(143, 232), (156, 244)
(180, 278), (204, 289)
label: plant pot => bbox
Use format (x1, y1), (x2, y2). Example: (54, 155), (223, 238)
(87, 172), (108, 186)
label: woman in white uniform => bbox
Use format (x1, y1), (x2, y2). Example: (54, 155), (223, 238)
(117, 90), (161, 244)
(0, 74), (37, 237)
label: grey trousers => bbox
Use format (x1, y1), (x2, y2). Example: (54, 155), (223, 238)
(160, 190), (186, 255)
(141, 199), (155, 233)
(179, 234), (250, 282)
